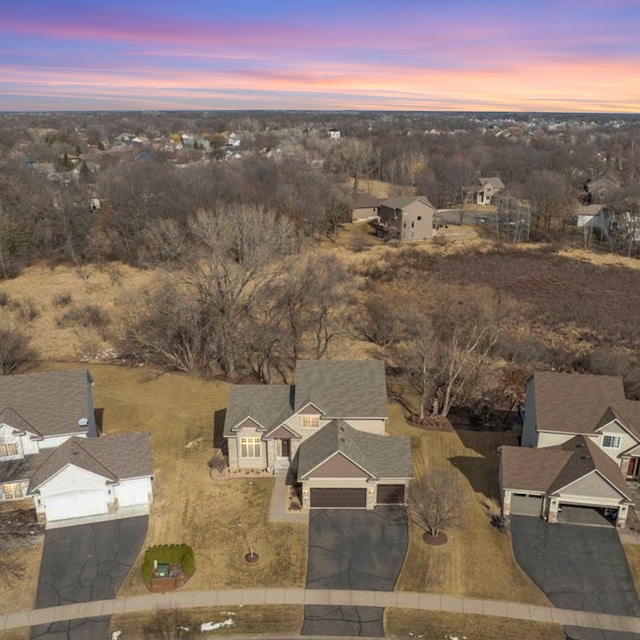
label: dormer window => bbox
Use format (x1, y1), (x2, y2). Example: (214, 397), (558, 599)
(303, 416), (320, 428)
(603, 435), (621, 449)
(0, 443), (18, 457)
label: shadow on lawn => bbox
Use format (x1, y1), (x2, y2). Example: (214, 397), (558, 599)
(213, 408), (226, 451)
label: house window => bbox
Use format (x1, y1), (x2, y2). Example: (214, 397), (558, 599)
(417, 216), (422, 221)
(411, 221), (415, 228)
(2, 483), (23, 500)
(240, 437), (261, 458)
(303, 416), (320, 428)
(0, 443), (18, 457)
(603, 435), (621, 449)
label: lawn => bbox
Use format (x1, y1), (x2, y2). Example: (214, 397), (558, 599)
(33, 363), (308, 595)
(386, 609), (564, 640)
(0, 543), (42, 616)
(111, 605), (303, 638)
(387, 402), (549, 605)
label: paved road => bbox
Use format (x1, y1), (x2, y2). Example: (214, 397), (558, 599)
(4, 589), (640, 636)
(30, 516), (148, 640)
(303, 507), (408, 637)
(511, 516), (640, 640)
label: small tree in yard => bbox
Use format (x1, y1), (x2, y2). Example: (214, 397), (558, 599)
(407, 468), (467, 540)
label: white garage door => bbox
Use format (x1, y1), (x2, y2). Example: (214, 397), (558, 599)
(45, 490), (109, 521)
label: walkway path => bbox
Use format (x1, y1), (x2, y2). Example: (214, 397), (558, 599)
(2, 589), (640, 635)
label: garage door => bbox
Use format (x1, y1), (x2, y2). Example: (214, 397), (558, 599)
(377, 484), (405, 504)
(510, 494), (543, 517)
(45, 490), (109, 521)
(310, 488), (366, 508)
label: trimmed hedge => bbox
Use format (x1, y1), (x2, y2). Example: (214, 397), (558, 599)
(141, 544), (195, 586)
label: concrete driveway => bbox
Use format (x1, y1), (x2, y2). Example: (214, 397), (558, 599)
(511, 516), (640, 640)
(302, 506), (408, 637)
(30, 515), (148, 640)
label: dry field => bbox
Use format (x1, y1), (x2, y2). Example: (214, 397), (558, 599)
(386, 609), (564, 640)
(32, 363), (308, 597)
(387, 402), (549, 605)
(0, 543), (42, 615)
(111, 605), (303, 638)
(0, 262), (156, 362)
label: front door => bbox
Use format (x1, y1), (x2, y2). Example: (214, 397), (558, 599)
(279, 438), (291, 459)
(627, 458), (640, 479)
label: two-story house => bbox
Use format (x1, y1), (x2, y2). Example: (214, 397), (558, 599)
(376, 196), (435, 242)
(499, 371), (638, 527)
(223, 360), (413, 509)
(0, 370), (153, 525)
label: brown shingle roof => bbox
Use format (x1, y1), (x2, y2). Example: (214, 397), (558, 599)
(501, 435), (632, 502)
(532, 371), (626, 435)
(29, 432), (152, 491)
(0, 370), (95, 438)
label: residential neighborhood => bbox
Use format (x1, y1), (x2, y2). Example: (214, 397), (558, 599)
(1, 109), (640, 640)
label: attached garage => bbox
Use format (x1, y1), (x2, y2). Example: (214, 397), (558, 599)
(377, 484), (405, 505)
(509, 494), (544, 517)
(44, 489), (109, 521)
(310, 488), (367, 509)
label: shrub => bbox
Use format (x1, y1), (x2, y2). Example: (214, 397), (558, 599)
(141, 543), (195, 585)
(56, 304), (110, 337)
(11, 298), (39, 323)
(52, 292), (73, 308)
(0, 291), (9, 307)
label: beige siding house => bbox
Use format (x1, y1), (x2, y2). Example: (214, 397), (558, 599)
(502, 371), (640, 527)
(223, 360), (412, 509)
(377, 196), (435, 241)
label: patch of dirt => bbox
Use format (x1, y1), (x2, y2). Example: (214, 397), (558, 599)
(0, 507), (44, 548)
(423, 531), (448, 546)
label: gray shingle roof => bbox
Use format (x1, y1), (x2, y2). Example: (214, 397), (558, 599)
(294, 360), (388, 418)
(0, 370), (95, 438)
(531, 371), (626, 435)
(223, 384), (293, 437)
(29, 432), (153, 491)
(379, 196), (434, 210)
(297, 419), (412, 481)
(501, 435), (632, 502)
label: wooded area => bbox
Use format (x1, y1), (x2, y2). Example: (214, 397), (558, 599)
(1, 110), (640, 420)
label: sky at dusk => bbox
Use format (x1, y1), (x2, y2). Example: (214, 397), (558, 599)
(1, 0), (639, 112)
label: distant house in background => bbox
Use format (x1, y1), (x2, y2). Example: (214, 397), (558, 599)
(575, 203), (612, 239)
(328, 128), (341, 140)
(475, 177), (505, 206)
(377, 196), (435, 241)
(350, 192), (379, 222)
(584, 175), (620, 204)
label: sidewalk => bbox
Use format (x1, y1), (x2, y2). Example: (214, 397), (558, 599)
(268, 471), (308, 524)
(2, 588), (640, 635)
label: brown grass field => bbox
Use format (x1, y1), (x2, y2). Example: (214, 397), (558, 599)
(387, 403), (549, 605)
(111, 605), (303, 638)
(386, 609), (565, 640)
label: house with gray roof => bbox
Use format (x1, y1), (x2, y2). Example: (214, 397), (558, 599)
(223, 360), (412, 509)
(499, 371), (640, 527)
(474, 176), (505, 206)
(0, 370), (153, 525)
(377, 196), (435, 242)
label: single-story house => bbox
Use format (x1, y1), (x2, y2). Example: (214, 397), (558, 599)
(575, 203), (612, 238)
(377, 196), (435, 242)
(223, 360), (413, 509)
(0, 370), (153, 525)
(499, 371), (640, 527)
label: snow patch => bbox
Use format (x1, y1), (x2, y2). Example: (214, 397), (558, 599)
(200, 618), (235, 631)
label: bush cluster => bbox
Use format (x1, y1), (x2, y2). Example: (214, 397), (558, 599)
(141, 544), (195, 585)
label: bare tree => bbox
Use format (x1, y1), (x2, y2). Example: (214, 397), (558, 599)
(407, 468), (467, 538)
(338, 139), (374, 192)
(0, 328), (35, 375)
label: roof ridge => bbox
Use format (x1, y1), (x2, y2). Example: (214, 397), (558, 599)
(0, 406), (43, 437)
(71, 437), (119, 480)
